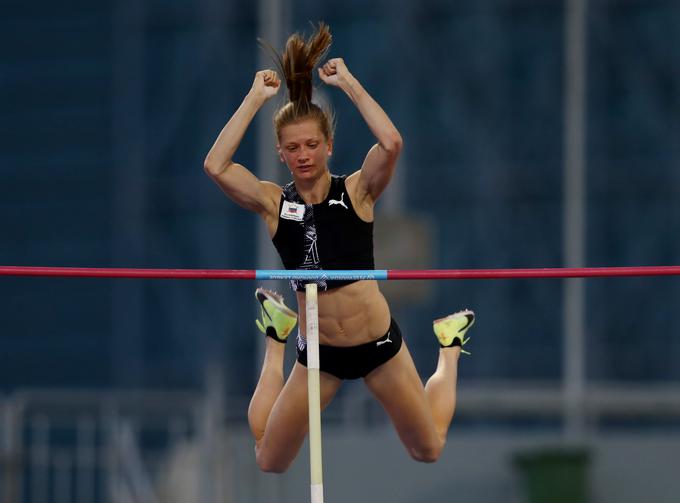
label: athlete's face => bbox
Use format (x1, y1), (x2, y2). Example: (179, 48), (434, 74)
(277, 119), (333, 181)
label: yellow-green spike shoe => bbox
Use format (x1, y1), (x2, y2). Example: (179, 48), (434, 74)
(255, 288), (298, 343)
(433, 310), (475, 354)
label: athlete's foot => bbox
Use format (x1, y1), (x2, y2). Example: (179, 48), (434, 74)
(433, 309), (475, 354)
(255, 288), (298, 343)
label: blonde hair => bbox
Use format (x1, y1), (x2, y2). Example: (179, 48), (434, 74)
(259, 23), (335, 141)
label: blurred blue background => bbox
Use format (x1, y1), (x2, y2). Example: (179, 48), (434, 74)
(1, 1), (679, 502)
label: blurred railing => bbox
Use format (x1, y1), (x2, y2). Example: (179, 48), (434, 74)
(328, 381), (680, 429)
(2, 381), (679, 503)
(0, 390), (202, 503)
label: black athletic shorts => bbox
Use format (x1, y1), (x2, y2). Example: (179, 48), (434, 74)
(296, 318), (403, 380)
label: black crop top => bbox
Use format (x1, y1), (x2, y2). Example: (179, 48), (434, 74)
(272, 174), (374, 292)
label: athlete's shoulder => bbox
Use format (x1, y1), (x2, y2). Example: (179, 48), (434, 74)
(259, 181), (283, 221)
(343, 170), (360, 192)
(344, 170), (374, 219)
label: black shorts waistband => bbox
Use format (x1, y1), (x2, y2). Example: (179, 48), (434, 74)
(296, 318), (403, 380)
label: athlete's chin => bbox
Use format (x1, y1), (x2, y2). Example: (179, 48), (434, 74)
(293, 167), (319, 179)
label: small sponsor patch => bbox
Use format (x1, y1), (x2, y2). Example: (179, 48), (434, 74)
(281, 200), (305, 221)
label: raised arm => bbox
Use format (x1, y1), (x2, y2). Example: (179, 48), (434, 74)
(203, 70), (282, 221)
(318, 58), (403, 207)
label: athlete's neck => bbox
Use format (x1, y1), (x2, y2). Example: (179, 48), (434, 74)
(294, 170), (331, 205)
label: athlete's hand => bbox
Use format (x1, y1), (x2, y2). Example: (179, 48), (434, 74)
(318, 58), (352, 88)
(251, 70), (280, 101)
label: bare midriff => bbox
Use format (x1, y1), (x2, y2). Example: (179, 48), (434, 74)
(295, 280), (391, 346)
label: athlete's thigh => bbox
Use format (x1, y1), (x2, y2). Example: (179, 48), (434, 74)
(363, 342), (438, 448)
(259, 361), (342, 463)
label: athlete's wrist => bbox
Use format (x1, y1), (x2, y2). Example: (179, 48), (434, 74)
(339, 73), (364, 101)
(245, 89), (269, 107)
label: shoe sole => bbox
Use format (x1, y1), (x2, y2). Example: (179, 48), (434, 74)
(434, 310), (475, 331)
(255, 288), (297, 318)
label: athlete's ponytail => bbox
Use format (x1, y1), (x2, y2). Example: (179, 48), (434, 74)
(260, 23), (335, 141)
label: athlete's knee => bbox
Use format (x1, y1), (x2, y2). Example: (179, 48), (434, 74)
(255, 447), (292, 474)
(257, 458), (290, 474)
(408, 438), (445, 463)
(255, 453), (290, 473)
(409, 447), (440, 463)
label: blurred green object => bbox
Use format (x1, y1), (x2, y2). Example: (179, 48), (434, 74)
(514, 447), (590, 503)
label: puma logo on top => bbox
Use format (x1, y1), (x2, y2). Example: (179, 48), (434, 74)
(328, 193), (348, 209)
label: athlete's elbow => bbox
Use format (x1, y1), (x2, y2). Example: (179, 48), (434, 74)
(203, 156), (230, 177)
(381, 133), (403, 157)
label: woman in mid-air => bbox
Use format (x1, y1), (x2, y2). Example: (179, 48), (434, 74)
(204, 23), (475, 472)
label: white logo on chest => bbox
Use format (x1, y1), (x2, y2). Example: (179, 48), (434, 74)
(328, 193), (348, 210)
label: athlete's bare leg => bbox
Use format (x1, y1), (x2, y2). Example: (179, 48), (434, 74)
(248, 337), (286, 442)
(364, 342), (460, 463)
(424, 347), (461, 443)
(250, 355), (342, 473)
